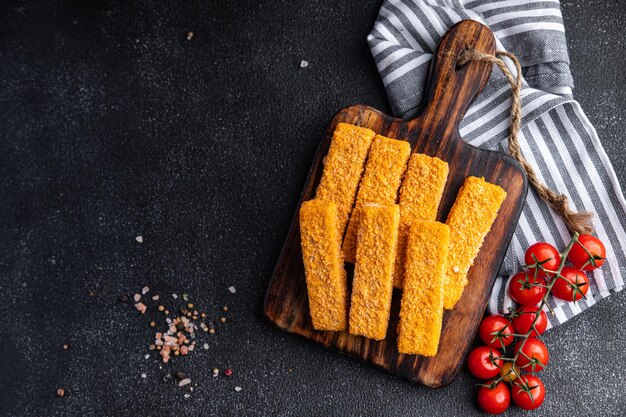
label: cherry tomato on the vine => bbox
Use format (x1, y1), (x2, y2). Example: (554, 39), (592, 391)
(552, 267), (589, 302)
(511, 305), (547, 337)
(509, 270), (546, 306)
(467, 346), (503, 380)
(515, 338), (549, 372)
(499, 362), (519, 383)
(525, 242), (561, 273)
(511, 375), (546, 410)
(568, 234), (606, 270)
(478, 315), (515, 349)
(478, 380), (511, 415)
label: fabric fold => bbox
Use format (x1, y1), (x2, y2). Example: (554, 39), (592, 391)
(368, 0), (626, 328)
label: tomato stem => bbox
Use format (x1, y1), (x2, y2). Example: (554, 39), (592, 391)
(496, 233), (581, 400)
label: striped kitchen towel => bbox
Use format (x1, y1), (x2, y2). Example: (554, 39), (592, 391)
(368, 0), (626, 328)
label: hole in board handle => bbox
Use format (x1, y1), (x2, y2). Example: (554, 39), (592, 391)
(455, 46), (472, 71)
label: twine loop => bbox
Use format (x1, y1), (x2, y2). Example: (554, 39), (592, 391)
(458, 49), (594, 235)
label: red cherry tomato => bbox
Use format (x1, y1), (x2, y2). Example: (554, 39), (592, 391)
(525, 242), (561, 273)
(478, 315), (515, 349)
(512, 375), (546, 410)
(511, 305), (547, 337)
(568, 234), (606, 270)
(552, 267), (589, 302)
(509, 271), (546, 306)
(467, 346), (503, 380)
(515, 338), (549, 372)
(478, 380), (511, 415)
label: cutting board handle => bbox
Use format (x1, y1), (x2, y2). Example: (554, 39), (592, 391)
(412, 20), (496, 139)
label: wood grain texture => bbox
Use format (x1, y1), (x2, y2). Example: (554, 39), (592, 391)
(263, 20), (528, 388)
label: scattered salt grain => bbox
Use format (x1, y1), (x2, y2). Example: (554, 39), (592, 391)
(300, 60), (308, 68)
(453, 266), (460, 273)
(131, 288), (235, 388)
(234, 386), (242, 392)
(186, 32), (194, 41)
(136, 235), (143, 243)
(184, 393), (191, 399)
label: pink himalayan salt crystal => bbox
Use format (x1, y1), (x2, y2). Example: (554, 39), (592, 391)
(134, 302), (147, 314)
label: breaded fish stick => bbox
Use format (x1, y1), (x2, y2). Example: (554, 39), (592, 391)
(397, 221), (449, 356)
(342, 135), (410, 263)
(299, 200), (348, 331)
(443, 176), (507, 309)
(316, 123), (376, 238)
(349, 204), (400, 340)
(394, 154), (449, 288)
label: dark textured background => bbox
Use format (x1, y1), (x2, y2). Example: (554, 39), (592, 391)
(1, 1), (625, 416)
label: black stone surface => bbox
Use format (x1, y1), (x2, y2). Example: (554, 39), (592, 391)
(1, 1), (625, 416)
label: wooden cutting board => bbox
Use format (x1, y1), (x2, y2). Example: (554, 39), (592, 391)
(263, 20), (528, 388)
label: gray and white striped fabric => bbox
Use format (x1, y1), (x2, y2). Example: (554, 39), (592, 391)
(368, 0), (626, 328)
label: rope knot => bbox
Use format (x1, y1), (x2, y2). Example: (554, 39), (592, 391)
(457, 49), (483, 67)
(553, 194), (569, 210)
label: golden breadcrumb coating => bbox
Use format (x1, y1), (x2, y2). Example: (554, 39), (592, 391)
(443, 176), (507, 309)
(394, 153), (449, 288)
(342, 135), (410, 263)
(349, 204), (400, 340)
(397, 221), (449, 356)
(315, 123), (376, 238)
(299, 200), (348, 331)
